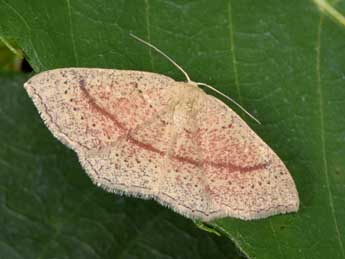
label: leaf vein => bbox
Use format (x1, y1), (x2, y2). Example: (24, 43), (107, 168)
(66, 0), (80, 66)
(316, 14), (345, 257)
(269, 220), (285, 259)
(226, 0), (243, 105)
(314, 0), (345, 27)
(144, 0), (154, 71)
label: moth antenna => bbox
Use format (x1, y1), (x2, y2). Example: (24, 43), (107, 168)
(130, 33), (192, 83)
(196, 82), (261, 125)
(130, 33), (260, 125)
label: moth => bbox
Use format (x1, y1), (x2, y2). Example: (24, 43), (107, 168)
(24, 34), (299, 221)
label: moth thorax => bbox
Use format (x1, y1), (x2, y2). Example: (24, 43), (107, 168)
(172, 85), (201, 130)
(175, 82), (203, 100)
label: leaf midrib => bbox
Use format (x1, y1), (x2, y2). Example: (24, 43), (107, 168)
(316, 12), (345, 258)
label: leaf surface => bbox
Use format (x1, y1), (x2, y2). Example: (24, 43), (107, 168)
(1, 0), (345, 258)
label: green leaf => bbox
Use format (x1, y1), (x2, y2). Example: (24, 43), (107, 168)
(0, 75), (243, 259)
(0, 0), (345, 258)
